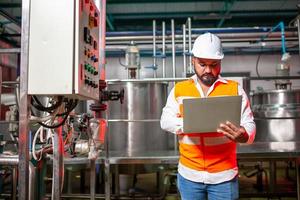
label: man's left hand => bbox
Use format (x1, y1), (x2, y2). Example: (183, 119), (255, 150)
(217, 121), (249, 143)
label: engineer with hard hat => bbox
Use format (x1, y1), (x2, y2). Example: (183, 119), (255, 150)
(160, 32), (256, 200)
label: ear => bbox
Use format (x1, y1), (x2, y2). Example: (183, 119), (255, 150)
(192, 57), (195, 65)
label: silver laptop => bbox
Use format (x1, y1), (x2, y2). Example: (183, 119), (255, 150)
(183, 96), (242, 133)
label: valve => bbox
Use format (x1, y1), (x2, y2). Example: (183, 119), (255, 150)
(101, 89), (124, 104)
(90, 80), (124, 113)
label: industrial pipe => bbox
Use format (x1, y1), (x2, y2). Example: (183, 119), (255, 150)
(162, 21), (166, 78)
(0, 155), (19, 165)
(171, 19), (176, 79)
(297, 18), (300, 64)
(106, 27), (292, 37)
(187, 17), (192, 74)
(153, 20), (157, 78)
(29, 162), (36, 200)
(182, 24), (187, 77)
(19, 0), (31, 198)
(105, 31), (297, 46)
(257, 21), (287, 54)
(0, 48), (21, 54)
(0, 67), (2, 115)
(12, 167), (17, 200)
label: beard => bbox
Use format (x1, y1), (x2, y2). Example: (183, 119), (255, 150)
(198, 73), (218, 86)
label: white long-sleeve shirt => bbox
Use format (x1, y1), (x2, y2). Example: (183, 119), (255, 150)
(160, 74), (256, 183)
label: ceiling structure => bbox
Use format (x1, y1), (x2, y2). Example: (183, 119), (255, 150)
(106, 0), (299, 31)
(0, 0), (299, 47)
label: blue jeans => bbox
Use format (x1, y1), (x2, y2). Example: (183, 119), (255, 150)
(177, 173), (239, 200)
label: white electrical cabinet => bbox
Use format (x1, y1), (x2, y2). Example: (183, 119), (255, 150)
(28, 0), (100, 100)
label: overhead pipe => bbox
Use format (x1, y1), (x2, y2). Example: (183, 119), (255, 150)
(106, 27), (293, 37)
(106, 31), (297, 44)
(256, 21), (287, 55)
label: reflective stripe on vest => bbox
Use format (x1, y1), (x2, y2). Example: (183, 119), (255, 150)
(175, 78), (239, 173)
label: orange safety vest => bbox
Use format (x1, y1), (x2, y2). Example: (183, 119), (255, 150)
(175, 78), (238, 173)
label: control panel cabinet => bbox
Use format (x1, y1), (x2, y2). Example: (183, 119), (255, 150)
(28, 0), (100, 100)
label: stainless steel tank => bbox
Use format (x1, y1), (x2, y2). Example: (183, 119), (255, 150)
(107, 80), (170, 153)
(251, 89), (300, 142)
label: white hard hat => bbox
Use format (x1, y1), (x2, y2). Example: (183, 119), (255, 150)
(192, 32), (224, 60)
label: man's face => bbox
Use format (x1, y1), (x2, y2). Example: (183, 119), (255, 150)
(192, 57), (221, 86)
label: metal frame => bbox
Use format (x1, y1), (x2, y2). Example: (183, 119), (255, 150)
(58, 141), (300, 199)
(18, 0), (30, 199)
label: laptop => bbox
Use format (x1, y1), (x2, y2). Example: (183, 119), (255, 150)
(182, 96), (242, 133)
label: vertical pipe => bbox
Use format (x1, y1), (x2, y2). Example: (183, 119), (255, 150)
(52, 128), (63, 200)
(19, 0), (30, 199)
(188, 17), (192, 74)
(114, 165), (120, 195)
(0, 67), (2, 115)
(11, 167), (17, 200)
(90, 160), (96, 200)
(171, 19), (176, 79)
(182, 24), (187, 77)
(66, 170), (72, 194)
(171, 19), (177, 152)
(296, 159), (300, 200)
(297, 18), (300, 62)
(279, 22), (286, 55)
(269, 161), (276, 193)
(105, 159), (110, 200)
(162, 21), (166, 78)
(29, 163), (36, 200)
(153, 20), (157, 78)
(97, 1), (110, 199)
(99, 0), (106, 81)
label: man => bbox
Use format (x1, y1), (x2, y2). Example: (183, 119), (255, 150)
(160, 32), (256, 200)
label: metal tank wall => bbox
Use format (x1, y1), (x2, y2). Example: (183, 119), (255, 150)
(107, 81), (170, 153)
(251, 89), (300, 142)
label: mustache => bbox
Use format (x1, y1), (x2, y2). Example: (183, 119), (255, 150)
(202, 73), (216, 78)
(200, 73), (217, 86)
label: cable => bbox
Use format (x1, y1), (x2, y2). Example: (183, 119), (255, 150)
(119, 56), (127, 67)
(38, 113), (69, 129)
(56, 100), (78, 116)
(38, 100), (78, 129)
(32, 126), (44, 161)
(32, 96), (63, 112)
(255, 47), (263, 77)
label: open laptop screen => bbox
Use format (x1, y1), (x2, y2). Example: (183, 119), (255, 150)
(183, 96), (242, 133)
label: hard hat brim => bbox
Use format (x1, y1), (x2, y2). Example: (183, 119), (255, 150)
(192, 53), (224, 60)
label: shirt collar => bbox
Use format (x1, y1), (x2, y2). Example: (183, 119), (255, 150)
(190, 74), (228, 97)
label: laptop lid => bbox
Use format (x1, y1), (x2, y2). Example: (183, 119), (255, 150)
(183, 96), (242, 133)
